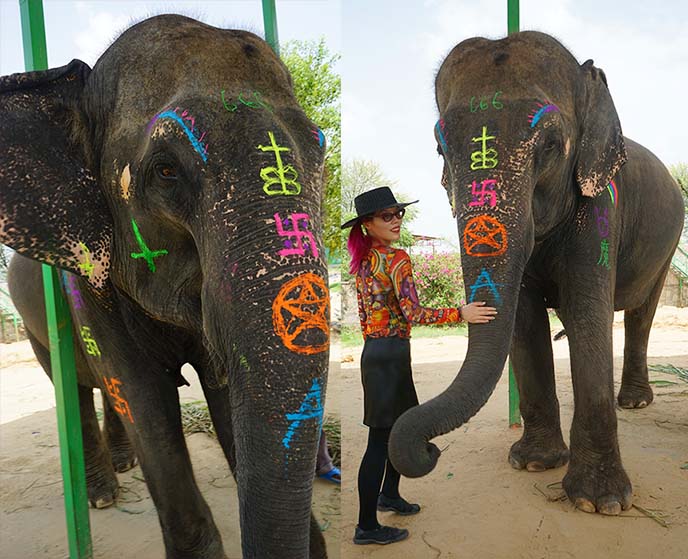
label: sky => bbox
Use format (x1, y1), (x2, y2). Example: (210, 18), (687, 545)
(343, 0), (688, 245)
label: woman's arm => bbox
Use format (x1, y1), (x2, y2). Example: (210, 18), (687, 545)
(355, 275), (368, 338)
(389, 251), (461, 325)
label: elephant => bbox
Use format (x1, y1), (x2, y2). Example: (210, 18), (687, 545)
(389, 31), (683, 516)
(0, 15), (330, 559)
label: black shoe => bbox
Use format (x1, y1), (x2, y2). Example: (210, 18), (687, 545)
(377, 494), (421, 515)
(353, 525), (409, 545)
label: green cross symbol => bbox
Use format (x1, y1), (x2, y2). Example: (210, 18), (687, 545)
(130, 219), (168, 272)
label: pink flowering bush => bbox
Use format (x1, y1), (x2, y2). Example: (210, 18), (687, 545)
(410, 252), (465, 308)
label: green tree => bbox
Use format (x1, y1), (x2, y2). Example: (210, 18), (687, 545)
(282, 39), (341, 262)
(669, 162), (688, 209)
(669, 163), (688, 245)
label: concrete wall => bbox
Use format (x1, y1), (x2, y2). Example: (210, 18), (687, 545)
(659, 268), (687, 308)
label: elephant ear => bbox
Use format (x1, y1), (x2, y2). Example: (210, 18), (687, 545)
(574, 59), (627, 198)
(0, 59), (112, 289)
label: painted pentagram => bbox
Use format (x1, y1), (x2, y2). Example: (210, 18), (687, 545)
(463, 215), (508, 257)
(272, 273), (330, 355)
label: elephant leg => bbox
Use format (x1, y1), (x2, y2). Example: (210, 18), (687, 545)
(198, 375), (236, 474)
(113, 373), (225, 559)
(27, 332), (120, 508)
(102, 392), (137, 472)
(559, 305), (632, 515)
(508, 287), (569, 472)
(617, 267), (669, 408)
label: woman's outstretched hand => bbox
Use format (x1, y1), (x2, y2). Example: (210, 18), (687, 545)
(460, 301), (498, 324)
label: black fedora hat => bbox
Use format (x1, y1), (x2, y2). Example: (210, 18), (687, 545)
(341, 186), (418, 229)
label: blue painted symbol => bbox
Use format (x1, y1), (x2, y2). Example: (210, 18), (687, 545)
(148, 110), (208, 162)
(282, 378), (323, 449)
(435, 119), (448, 151)
(311, 127), (326, 148)
(468, 268), (502, 305)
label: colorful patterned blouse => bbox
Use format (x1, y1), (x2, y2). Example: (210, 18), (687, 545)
(356, 246), (462, 339)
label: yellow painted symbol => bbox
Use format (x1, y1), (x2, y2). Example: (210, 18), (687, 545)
(470, 126), (499, 170)
(257, 131), (301, 196)
(80, 326), (101, 358)
(78, 243), (95, 278)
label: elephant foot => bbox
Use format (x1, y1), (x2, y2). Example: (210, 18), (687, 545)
(110, 443), (138, 473)
(617, 383), (654, 409)
(509, 433), (569, 472)
(562, 458), (632, 515)
(86, 472), (120, 509)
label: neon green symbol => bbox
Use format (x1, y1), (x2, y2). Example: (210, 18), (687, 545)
(80, 326), (101, 358)
(257, 131), (301, 196)
(597, 239), (610, 269)
(130, 219), (168, 272)
(78, 242), (95, 278)
(470, 126), (499, 170)
(221, 90), (238, 112)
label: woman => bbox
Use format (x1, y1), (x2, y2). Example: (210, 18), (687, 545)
(343, 187), (497, 545)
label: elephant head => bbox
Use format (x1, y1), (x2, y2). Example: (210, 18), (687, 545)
(0, 15), (329, 557)
(389, 31), (626, 477)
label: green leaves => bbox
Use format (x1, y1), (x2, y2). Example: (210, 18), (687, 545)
(282, 39), (341, 262)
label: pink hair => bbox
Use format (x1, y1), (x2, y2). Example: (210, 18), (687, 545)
(347, 221), (372, 275)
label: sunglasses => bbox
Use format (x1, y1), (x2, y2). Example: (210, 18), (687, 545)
(375, 208), (406, 222)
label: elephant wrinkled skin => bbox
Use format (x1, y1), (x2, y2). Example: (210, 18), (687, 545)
(389, 31), (683, 517)
(1, 15), (329, 559)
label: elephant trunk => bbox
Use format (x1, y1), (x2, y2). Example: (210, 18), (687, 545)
(389, 196), (533, 478)
(199, 219), (329, 557)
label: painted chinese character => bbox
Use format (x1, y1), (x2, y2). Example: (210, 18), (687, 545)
(80, 326), (101, 358)
(598, 239), (611, 269)
(470, 126), (499, 170)
(102, 376), (134, 423)
(257, 131), (302, 196)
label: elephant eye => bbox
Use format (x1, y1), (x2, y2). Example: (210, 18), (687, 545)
(155, 163), (178, 180)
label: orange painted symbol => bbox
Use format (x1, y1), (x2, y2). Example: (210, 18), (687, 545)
(463, 215), (508, 257)
(102, 376), (134, 423)
(272, 273), (329, 355)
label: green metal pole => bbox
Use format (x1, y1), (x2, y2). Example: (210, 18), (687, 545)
(261, 0), (280, 55)
(507, 0), (521, 428)
(19, 1), (93, 557)
(508, 0), (520, 35)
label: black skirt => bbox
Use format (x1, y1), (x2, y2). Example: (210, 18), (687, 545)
(361, 336), (419, 428)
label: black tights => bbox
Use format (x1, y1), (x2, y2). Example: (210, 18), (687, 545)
(357, 427), (402, 530)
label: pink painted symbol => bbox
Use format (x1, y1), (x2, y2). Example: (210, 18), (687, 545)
(274, 213), (319, 258)
(469, 179), (498, 208)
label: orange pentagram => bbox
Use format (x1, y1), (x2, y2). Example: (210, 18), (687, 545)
(272, 272), (330, 355)
(463, 215), (508, 257)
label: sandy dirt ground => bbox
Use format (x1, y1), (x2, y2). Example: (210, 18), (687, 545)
(0, 349), (341, 558)
(336, 307), (688, 559)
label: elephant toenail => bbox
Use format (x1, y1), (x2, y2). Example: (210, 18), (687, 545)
(637, 401), (648, 408)
(94, 497), (114, 509)
(600, 502), (622, 515)
(526, 462), (546, 472)
(575, 498), (596, 513)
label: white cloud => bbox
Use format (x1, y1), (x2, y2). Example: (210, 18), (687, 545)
(73, 9), (130, 66)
